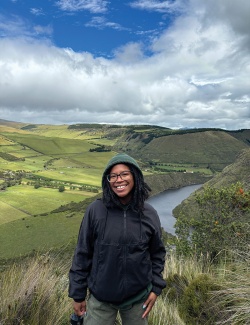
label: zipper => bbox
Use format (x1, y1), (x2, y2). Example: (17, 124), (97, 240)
(123, 209), (127, 243)
(123, 209), (127, 296)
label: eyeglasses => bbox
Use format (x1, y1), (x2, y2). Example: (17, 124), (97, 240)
(107, 170), (133, 182)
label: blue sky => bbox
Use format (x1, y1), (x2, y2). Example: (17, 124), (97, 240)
(0, 0), (250, 129)
(1, 0), (176, 56)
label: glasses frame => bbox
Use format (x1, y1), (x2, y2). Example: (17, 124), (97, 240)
(107, 170), (133, 183)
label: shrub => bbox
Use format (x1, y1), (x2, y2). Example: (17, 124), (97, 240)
(164, 273), (188, 301)
(58, 185), (65, 192)
(34, 182), (40, 189)
(176, 183), (250, 260)
(178, 274), (221, 324)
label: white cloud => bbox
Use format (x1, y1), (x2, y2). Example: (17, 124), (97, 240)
(129, 0), (184, 13)
(34, 25), (53, 36)
(85, 16), (127, 31)
(56, 0), (108, 13)
(113, 43), (145, 63)
(0, 1), (249, 130)
(0, 14), (53, 39)
(30, 8), (45, 16)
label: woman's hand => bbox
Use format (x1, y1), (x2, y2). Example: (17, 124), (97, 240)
(73, 300), (86, 316)
(142, 292), (158, 319)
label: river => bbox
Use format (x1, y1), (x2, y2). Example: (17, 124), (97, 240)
(147, 184), (202, 235)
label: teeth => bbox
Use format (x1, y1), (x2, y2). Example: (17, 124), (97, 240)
(116, 185), (126, 189)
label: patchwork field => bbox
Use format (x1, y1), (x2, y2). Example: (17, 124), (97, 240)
(0, 122), (249, 260)
(0, 185), (94, 223)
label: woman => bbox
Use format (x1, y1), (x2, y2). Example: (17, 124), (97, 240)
(69, 153), (166, 325)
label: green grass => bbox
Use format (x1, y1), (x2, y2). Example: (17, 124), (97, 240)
(0, 136), (14, 145)
(137, 130), (248, 169)
(0, 211), (83, 259)
(4, 133), (96, 155)
(0, 137), (115, 259)
(0, 201), (28, 225)
(154, 163), (213, 175)
(36, 168), (103, 187)
(0, 144), (23, 153)
(0, 154), (51, 171)
(0, 185), (95, 218)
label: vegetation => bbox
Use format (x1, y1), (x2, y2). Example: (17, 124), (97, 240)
(175, 183), (250, 259)
(1, 245), (249, 325)
(0, 120), (250, 324)
(0, 253), (71, 325)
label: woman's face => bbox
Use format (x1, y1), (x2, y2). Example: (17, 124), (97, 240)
(108, 163), (134, 204)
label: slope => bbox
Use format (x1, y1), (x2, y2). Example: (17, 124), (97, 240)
(173, 148), (250, 219)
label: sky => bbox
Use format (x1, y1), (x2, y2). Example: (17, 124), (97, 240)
(0, 0), (250, 130)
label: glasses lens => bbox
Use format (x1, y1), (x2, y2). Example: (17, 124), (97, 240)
(107, 171), (132, 182)
(120, 171), (131, 180)
(107, 174), (117, 182)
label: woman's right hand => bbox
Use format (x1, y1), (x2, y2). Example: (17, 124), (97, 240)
(73, 300), (86, 316)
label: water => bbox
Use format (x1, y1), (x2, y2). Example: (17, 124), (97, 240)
(147, 184), (202, 235)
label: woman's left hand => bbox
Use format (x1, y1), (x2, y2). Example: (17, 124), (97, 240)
(142, 292), (158, 319)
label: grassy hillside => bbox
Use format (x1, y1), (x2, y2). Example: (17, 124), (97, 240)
(0, 120), (249, 260)
(173, 148), (250, 219)
(1, 120), (249, 324)
(1, 121), (249, 172)
(115, 129), (249, 171)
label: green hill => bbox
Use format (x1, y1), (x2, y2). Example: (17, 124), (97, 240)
(0, 120), (249, 259)
(114, 128), (249, 171)
(1, 121), (249, 173)
(173, 148), (250, 219)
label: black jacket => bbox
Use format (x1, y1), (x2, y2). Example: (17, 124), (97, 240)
(69, 199), (166, 304)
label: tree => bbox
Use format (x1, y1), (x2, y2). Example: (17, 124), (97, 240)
(58, 185), (65, 192)
(175, 183), (250, 259)
(34, 182), (40, 189)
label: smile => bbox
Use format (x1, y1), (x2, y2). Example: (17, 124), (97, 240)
(115, 185), (127, 189)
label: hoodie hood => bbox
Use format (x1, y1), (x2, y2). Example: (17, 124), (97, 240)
(102, 153), (142, 188)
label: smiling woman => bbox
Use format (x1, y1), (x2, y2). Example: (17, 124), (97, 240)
(69, 153), (166, 324)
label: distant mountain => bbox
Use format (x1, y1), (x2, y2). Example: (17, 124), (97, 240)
(0, 119), (249, 172)
(113, 128), (250, 171)
(0, 119), (27, 128)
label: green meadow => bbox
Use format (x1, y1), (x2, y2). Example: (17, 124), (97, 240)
(1, 122), (249, 324)
(1, 123), (249, 260)
(0, 185), (93, 222)
(0, 211), (83, 259)
(0, 200), (27, 225)
(0, 129), (119, 259)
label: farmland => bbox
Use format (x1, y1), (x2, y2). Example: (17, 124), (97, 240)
(0, 121), (249, 259)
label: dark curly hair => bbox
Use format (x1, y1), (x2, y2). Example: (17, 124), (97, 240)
(102, 164), (151, 213)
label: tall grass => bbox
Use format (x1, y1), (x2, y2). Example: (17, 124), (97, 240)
(0, 253), (72, 325)
(0, 248), (249, 324)
(210, 246), (250, 324)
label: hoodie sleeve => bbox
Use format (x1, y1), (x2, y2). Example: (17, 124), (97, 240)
(148, 207), (166, 296)
(68, 204), (95, 302)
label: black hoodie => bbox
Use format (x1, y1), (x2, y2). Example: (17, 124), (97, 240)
(69, 199), (166, 304)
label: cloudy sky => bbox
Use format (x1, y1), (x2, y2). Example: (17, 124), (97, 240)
(0, 0), (249, 129)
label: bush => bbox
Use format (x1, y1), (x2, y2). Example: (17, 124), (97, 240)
(58, 185), (65, 192)
(178, 274), (221, 324)
(164, 273), (188, 301)
(34, 182), (40, 189)
(175, 183), (250, 259)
